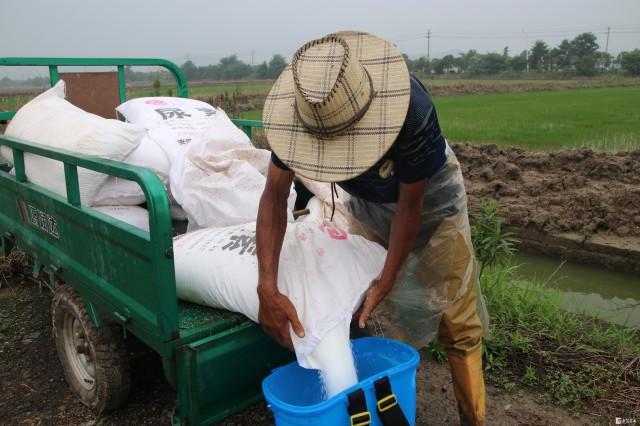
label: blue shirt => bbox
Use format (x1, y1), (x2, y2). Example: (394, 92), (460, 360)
(272, 75), (446, 203)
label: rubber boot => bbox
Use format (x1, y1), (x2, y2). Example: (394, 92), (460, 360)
(447, 346), (486, 426)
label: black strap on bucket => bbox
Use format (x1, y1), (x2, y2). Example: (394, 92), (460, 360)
(373, 376), (409, 426)
(347, 388), (371, 426)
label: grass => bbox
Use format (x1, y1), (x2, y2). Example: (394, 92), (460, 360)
(464, 201), (640, 417)
(435, 86), (640, 151)
(480, 264), (640, 416)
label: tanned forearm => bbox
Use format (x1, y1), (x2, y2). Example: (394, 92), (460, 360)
(256, 164), (293, 293)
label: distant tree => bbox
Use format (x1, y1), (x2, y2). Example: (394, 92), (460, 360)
(457, 50), (479, 73)
(218, 55), (252, 80)
(267, 54), (287, 79)
(502, 46), (510, 58)
(181, 60), (198, 80)
(570, 32), (599, 76)
(555, 39), (574, 71)
(413, 56), (431, 77)
(439, 55), (454, 73)
(431, 58), (444, 74)
(255, 61), (270, 79)
(511, 50), (528, 72)
(529, 40), (549, 71)
(475, 53), (508, 74)
(620, 49), (640, 75)
(152, 79), (161, 96)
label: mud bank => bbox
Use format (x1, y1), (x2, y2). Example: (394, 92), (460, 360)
(452, 142), (640, 272)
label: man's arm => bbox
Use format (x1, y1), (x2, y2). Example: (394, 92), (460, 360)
(357, 178), (427, 327)
(256, 161), (305, 349)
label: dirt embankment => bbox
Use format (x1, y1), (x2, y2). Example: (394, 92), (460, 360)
(453, 142), (640, 270)
(427, 78), (640, 97)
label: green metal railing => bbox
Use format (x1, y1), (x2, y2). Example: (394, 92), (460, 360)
(232, 119), (263, 139)
(0, 57), (189, 123)
(0, 132), (178, 347)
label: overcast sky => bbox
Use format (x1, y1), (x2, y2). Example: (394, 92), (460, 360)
(1, 0), (639, 78)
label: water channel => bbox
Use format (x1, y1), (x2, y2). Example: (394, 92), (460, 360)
(513, 251), (640, 327)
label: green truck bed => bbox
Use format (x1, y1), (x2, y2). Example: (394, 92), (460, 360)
(0, 57), (290, 425)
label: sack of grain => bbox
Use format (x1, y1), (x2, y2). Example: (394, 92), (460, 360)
(173, 221), (386, 379)
(1, 81), (144, 205)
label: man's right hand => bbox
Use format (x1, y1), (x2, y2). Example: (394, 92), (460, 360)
(257, 285), (305, 350)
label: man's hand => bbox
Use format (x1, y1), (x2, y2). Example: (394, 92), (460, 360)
(257, 285), (305, 350)
(356, 277), (395, 328)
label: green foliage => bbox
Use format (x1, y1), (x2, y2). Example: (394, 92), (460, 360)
(529, 40), (549, 71)
(426, 340), (447, 364)
(621, 50), (640, 76)
(481, 264), (640, 413)
(471, 200), (517, 277)
(268, 55), (287, 79)
(522, 365), (537, 385)
(177, 54), (288, 82)
(152, 79), (161, 96)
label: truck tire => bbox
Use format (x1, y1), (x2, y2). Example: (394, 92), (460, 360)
(51, 285), (131, 412)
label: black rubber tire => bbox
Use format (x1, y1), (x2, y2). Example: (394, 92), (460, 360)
(51, 284), (131, 413)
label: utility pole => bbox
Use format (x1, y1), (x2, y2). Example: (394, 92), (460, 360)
(251, 50), (254, 66)
(426, 29), (431, 61)
(522, 30), (529, 73)
(605, 26), (610, 54)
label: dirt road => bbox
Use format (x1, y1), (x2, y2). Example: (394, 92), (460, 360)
(0, 269), (591, 425)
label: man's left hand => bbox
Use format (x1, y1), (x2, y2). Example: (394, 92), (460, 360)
(357, 277), (394, 328)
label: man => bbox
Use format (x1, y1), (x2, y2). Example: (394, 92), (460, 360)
(256, 31), (487, 425)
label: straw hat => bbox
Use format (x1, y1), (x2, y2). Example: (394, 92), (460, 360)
(263, 31), (410, 182)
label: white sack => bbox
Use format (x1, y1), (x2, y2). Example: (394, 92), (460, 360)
(173, 221), (386, 369)
(92, 135), (170, 206)
(171, 123), (296, 230)
(94, 205), (149, 232)
(115, 97), (236, 164)
(1, 81), (144, 205)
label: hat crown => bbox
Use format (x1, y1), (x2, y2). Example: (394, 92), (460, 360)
(293, 38), (346, 103)
(292, 35), (374, 138)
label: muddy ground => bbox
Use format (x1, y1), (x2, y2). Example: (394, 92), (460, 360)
(452, 142), (640, 245)
(0, 263), (596, 426)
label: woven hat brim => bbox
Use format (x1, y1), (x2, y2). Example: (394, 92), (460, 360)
(263, 31), (410, 182)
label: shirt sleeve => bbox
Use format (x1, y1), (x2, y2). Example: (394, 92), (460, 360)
(271, 151), (292, 171)
(394, 77), (447, 183)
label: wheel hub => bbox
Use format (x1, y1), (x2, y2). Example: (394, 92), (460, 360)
(62, 311), (96, 390)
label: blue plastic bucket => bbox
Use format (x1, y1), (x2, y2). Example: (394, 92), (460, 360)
(262, 337), (420, 426)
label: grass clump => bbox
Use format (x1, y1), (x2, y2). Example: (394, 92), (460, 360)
(472, 202), (640, 418)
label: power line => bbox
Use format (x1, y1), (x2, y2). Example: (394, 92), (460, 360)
(390, 27), (640, 43)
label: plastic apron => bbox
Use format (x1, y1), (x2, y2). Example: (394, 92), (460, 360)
(299, 142), (489, 424)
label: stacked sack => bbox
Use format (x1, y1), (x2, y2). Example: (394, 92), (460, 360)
(115, 97), (296, 230)
(0, 81), (152, 231)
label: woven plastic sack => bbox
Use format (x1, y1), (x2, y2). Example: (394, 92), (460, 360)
(1, 81), (144, 205)
(173, 221), (386, 369)
(94, 205), (149, 232)
(92, 134), (170, 206)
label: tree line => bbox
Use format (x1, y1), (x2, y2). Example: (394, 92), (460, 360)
(407, 33), (640, 76)
(1, 31), (639, 88)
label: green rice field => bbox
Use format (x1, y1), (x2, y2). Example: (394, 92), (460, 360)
(2, 80), (639, 151)
(435, 86), (640, 151)
(237, 86), (640, 151)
